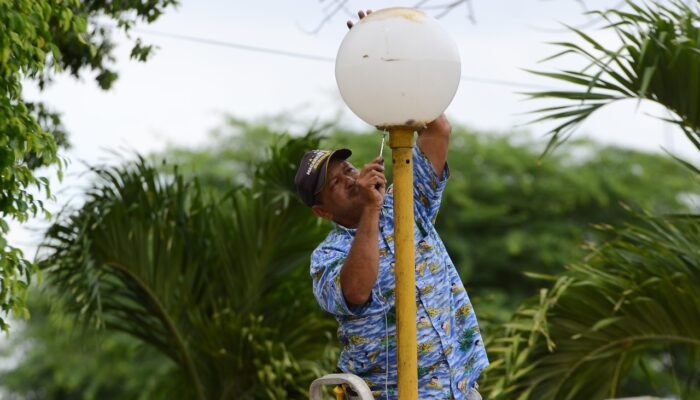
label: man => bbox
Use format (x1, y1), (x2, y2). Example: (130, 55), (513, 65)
(294, 114), (488, 399)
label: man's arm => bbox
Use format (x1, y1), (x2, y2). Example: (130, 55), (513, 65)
(416, 114), (451, 178)
(340, 207), (380, 306)
(340, 158), (386, 307)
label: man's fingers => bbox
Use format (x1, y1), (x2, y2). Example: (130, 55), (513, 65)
(369, 169), (386, 180)
(370, 163), (385, 172)
(361, 171), (385, 183)
(364, 171), (387, 185)
(361, 162), (385, 175)
(367, 158), (385, 168)
(348, 10), (372, 30)
(361, 167), (385, 179)
(365, 175), (386, 188)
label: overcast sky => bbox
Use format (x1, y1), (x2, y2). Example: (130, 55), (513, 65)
(8, 0), (699, 254)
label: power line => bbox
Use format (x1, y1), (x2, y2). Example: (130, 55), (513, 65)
(460, 76), (550, 90)
(133, 28), (335, 63)
(134, 28), (554, 90)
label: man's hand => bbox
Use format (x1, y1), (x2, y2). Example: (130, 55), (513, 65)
(347, 9), (372, 29)
(356, 157), (386, 211)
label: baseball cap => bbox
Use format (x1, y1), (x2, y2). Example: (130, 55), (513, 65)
(294, 148), (352, 207)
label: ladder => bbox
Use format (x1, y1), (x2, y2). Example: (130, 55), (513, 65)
(309, 373), (374, 400)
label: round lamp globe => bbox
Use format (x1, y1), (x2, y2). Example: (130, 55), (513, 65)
(335, 8), (461, 129)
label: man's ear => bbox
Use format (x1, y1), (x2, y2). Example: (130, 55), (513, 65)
(311, 204), (332, 221)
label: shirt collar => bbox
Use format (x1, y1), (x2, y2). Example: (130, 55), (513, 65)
(333, 222), (356, 237)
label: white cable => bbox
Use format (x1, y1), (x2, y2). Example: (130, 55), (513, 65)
(383, 300), (389, 399)
(379, 130), (387, 159)
(375, 241), (390, 399)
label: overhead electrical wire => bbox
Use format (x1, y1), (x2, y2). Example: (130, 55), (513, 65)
(133, 28), (555, 91)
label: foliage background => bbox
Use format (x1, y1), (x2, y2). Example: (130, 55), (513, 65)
(1, 119), (696, 398)
(2, 1), (700, 399)
(0, 0), (178, 332)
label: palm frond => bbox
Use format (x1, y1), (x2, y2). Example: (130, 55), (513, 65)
(482, 210), (700, 399)
(526, 0), (700, 156)
(38, 132), (336, 399)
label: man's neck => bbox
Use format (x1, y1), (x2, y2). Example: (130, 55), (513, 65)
(333, 212), (363, 230)
(334, 218), (359, 230)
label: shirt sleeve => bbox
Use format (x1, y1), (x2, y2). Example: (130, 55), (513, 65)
(413, 145), (449, 223)
(310, 241), (378, 317)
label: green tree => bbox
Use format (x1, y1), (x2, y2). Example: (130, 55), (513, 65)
(0, 288), (178, 400)
(483, 211), (700, 399)
(483, 1), (700, 398)
(0, 0), (177, 331)
(7, 117), (695, 398)
(163, 116), (336, 189)
(165, 118), (700, 328)
(37, 132), (338, 399)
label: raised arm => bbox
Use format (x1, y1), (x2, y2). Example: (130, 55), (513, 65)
(416, 114), (451, 178)
(340, 158), (386, 306)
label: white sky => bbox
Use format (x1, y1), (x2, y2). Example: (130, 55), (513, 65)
(7, 0), (700, 255)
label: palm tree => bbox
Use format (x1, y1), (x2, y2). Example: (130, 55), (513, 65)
(39, 132), (338, 399)
(483, 1), (700, 399)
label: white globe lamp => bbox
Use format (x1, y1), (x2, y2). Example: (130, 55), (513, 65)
(335, 7), (461, 128)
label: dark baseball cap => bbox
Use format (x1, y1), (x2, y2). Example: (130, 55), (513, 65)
(294, 148), (352, 207)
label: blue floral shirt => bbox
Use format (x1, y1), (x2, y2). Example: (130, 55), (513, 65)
(310, 146), (489, 399)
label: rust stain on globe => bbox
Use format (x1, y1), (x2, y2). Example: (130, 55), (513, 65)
(360, 7), (426, 23)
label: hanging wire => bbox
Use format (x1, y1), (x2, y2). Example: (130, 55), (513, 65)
(133, 28), (556, 90)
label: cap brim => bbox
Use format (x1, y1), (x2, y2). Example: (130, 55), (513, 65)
(313, 148), (352, 196)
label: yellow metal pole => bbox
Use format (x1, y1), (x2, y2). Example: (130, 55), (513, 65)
(389, 126), (418, 400)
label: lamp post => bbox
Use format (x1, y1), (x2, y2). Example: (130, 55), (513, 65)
(335, 8), (461, 399)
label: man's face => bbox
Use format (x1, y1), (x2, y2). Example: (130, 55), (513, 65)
(312, 158), (362, 225)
